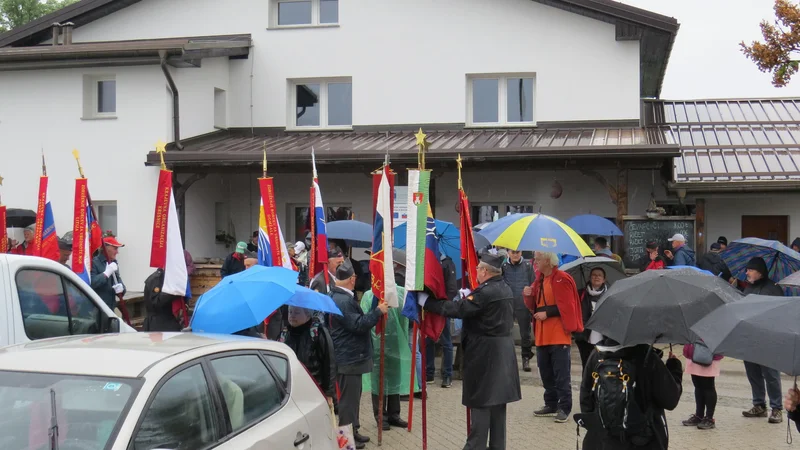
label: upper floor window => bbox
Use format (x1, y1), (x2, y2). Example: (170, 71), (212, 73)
(289, 78), (352, 129)
(467, 74), (535, 127)
(82, 74), (117, 120)
(272, 0), (338, 27)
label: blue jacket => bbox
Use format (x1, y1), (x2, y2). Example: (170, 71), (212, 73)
(329, 286), (381, 374)
(90, 254), (125, 310)
(670, 245), (696, 267)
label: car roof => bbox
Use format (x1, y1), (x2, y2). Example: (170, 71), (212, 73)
(0, 333), (285, 378)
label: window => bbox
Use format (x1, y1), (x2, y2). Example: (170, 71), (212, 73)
(467, 74), (535, 126)
(95, 201), (117, 237)
(272, 0), (338, 27)
(472, 204), (534, 225)
(214, 88), (227, 129)
(16, 269), (103, 340)
(134, 364), (219, 450)
(264, 353), (289, 384)
(293, 204), (352, 243)
(290, 79), (352, 129)
(210, 355), (285, 432)
(83, 75), (117, 119)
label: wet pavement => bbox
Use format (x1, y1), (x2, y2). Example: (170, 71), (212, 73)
(357, 346), (796, 449)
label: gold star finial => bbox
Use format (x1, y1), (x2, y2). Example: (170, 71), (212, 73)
(155, 141), (167, 170)
(414, 128), (427, 147)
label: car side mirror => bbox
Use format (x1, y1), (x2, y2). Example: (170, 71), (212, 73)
(107, 317), (120, 333)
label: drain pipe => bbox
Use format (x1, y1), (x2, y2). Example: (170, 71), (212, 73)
(159, 50), (183, 150)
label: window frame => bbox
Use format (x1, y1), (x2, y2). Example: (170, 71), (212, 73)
(466, 73), (536, 128)
(270, 0), (339, 29)
(82, 74), (117, 120)
(287, 77), (353, 130)
(94, 76), (117, 117)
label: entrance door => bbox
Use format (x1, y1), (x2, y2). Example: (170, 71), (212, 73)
(741, 215), (789, 244)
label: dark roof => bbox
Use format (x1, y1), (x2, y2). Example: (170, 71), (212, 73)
(0, 34), (251, 70)
(145, 126), (678, 168)
(0, 0), (678, 97)
(644, 98), (800, 188)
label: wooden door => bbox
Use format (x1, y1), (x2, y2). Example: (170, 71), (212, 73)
(741, 215), (789, 244)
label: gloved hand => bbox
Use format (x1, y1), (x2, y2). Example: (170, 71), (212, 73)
(113, 283), (124, 294)
(458, 288), (472, 299)
(103, 262), (119, 277)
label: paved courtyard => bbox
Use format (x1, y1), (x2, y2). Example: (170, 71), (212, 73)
(357, 347), (795, 449)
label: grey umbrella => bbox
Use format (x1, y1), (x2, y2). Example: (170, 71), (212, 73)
(586, 268), (742, 345)
(691, 295), (800, 375)
(560, 256), (626, 288)
(778, 271), (800, 288)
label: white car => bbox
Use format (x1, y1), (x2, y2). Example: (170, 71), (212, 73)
(0, 332), (338, 450)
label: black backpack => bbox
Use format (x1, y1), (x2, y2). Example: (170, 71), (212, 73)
(591, 357), (654, 445)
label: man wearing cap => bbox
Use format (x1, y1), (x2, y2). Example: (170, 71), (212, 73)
(247, 231), (259, 253)
(10, 224), (36, 256)
(57, 237), (72, 267)
(90, 236), (126, 311)
(424, 253), (521, 450)
(698, 242), (732, 281)
(664, 233), (696, 267)
(330, 260), (388, 448)
(791, 238), (800, 253)
(221, 241), (248, 278)
(641, 240), (666, 271)
(717, 236), (728, 251)
(310, 246), (345, 294)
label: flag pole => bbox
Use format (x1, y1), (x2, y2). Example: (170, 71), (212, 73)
(420, 307), (428, 450)
(376, 164), (387, 445)
(457, 154), (472, 435)
(408, 319), (418, 432)
(72, 149), (132, 326)
(0, 174), (6, 254)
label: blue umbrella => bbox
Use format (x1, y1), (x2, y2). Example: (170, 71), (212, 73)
(721, 238), (800, 295)
(478, 213), (595, 257)
(395, 219), (463, 279)
(191, 266), (341, 334)
(565, 214), (623, 236)
(326, 219), (373, 248)
(667, 265), (714, 276)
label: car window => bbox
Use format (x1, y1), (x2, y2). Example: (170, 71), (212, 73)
(264, 353), (289, 385)
(133, 364), (219, 450)
(64, 279), (103, 334)
(210, 355), (285, 432)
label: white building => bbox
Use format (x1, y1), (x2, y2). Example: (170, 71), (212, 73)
(0, 0), (798, 290)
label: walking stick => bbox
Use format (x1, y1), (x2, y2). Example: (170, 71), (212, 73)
(378, 313), (386, 445)
(408, 320), (418, 432)
(420, 308), (428, 450)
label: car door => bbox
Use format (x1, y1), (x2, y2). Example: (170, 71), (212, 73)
(206, 351), (314, 450)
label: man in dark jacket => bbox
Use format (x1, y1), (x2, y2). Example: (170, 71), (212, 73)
(221, 242), (247, 278)
(741, 256), (785, 424)
(426, 255), (457, 388)
(280, 306), (337, 404)
(424, 253), (521, 450)
(502, 249), (535, 371)
(90, 236), (125, 311)
(791, 237), (800, 253)
(142, 268), (185, 332)
(310, 247), (345, 294)
(697, 243), (732, 281)
(578, 340), (683, 450)
(330, 260), (388, 448)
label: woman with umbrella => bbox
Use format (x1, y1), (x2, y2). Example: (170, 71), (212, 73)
(280, 306), (337, 407)
(574, 267), (607, 370)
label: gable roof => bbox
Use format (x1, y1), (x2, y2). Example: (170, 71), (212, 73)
(0, 0), (679, 97)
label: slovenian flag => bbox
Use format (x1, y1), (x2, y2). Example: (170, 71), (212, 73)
(149, 169), (188, 296)
(257, 177), (293, 269)
(309, 148), (329, 278)
(33, 175), (59, 261)
(72, 179), (103, 284)
(370, 166), (398, 308)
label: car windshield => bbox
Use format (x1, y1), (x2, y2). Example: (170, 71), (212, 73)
(0, 370), (142, 450)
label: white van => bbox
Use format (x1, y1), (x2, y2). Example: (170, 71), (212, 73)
(0, 254), (135, 347)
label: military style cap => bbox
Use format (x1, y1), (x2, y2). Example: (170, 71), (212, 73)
(335, 259), (355, 280)
(480, 253), (504, 270)
(328, 246), (344, 259)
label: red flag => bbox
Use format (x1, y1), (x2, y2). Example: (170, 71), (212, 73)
(150, 171), (171, 267)
(259, 178), (284, 267)
(0, 205), (6, 253)
(459, 190), (479, 290)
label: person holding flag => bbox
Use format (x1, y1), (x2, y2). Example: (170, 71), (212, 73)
(90, 235), (126, 311)
(423, 252), (521, 450)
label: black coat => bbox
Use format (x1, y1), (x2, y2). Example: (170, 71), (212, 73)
(142, 269), (183, 332)
(281, 320), (337, 398)
(575, 285), (607, 342)
(329, 287), (382, 373)
(697, 252), (731, 280)
(310, 270), (336, 294)
(424, 275), (521, 408)
(579, 345), (683, 450)
(90, 254), (125, 311)
(220, 253), (245, 278)
(743, 277), (784, 297)
(441, 256), (459, 301)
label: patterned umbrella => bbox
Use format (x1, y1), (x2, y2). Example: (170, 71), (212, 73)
(721, 238), (800, 295)
(478, 213), (594, 257)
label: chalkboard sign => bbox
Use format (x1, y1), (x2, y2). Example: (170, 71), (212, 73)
(622, 216), (695, 270)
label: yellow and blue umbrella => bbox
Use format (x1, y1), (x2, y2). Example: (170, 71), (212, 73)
(478, 213), (594, 257)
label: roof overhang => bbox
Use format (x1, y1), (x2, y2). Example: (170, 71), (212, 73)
(0, 34), (251, 71)
(669, 180), (800, 193)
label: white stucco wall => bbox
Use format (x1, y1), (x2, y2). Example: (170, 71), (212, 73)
(71, 0), (642, 125)
(703, 193), (800, 246)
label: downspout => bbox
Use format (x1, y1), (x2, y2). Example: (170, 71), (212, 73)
(159, 50), (183, 150)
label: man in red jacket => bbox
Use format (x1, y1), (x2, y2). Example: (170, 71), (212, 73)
(524, 251), (581, 424)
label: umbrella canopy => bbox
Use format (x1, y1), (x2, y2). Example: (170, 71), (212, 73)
(565, 214), (623, 236)
(691, 295), (800, 375)
(667, 265), (715, 276)
(478, 213), (594, 257)
(394, 219), (462, 279)
(326, 219), (373, 248)
(5, 208), (36, 228)
(560, 256), (626, 288)
(191, 266), (341, 334)
(586, 268), (743, 345)
(778, 271), (800, 288)
(472, 225), (492, 250)
(721, 238), (800, 294)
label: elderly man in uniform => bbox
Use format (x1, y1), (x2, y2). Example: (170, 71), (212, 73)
(310, 246), (345, 294)
(423, 253), (521, 450)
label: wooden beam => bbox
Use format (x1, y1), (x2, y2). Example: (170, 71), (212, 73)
(695, 198), (706, 257)
(580, 169), (618, 204)
(615, 168), (629, 255)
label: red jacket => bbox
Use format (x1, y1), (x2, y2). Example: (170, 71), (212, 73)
(10, 242), (35, 256)
(645, 259), (666, 271)
(524, 268), (584, 334)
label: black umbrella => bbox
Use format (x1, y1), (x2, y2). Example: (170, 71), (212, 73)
(691, 295), (800, 375)
(586, 268), (742, 345)
(5, 208), (36, 228)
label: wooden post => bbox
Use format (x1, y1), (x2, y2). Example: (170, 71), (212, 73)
(615, 168), (629, 254)
(696, 198), (706, 257)
(172, 172), (207, 247)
